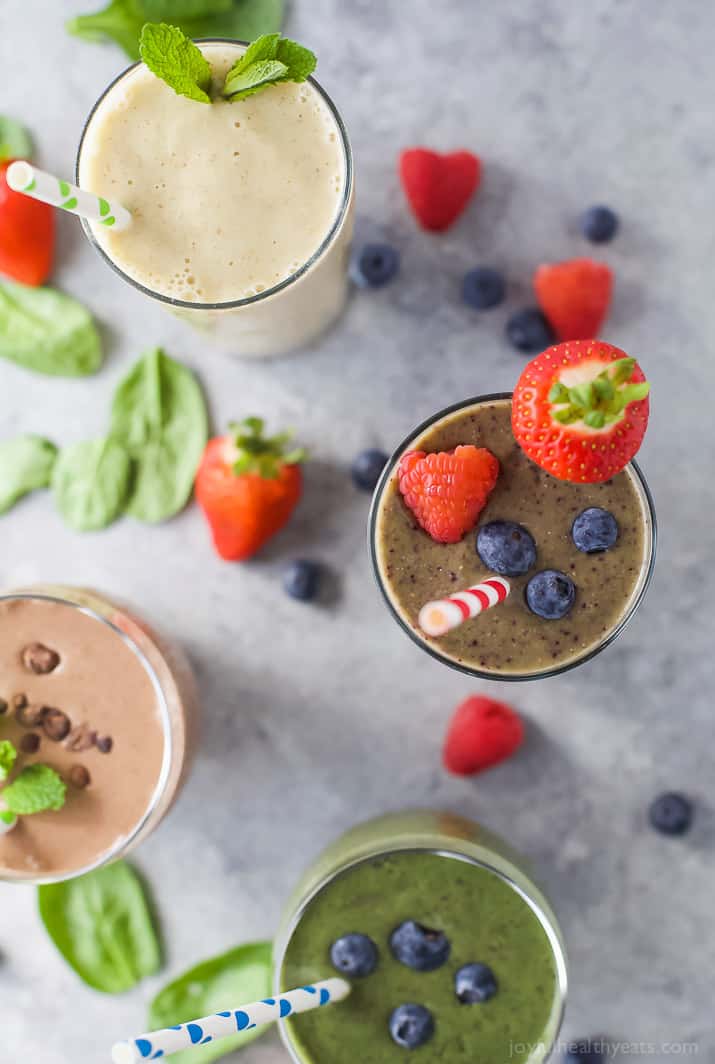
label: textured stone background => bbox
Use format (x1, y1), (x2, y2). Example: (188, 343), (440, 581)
(1, 1), (713, 1062)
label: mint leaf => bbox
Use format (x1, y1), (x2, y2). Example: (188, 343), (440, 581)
(52, 438), (132, 532)
(139, 22), (212, 102)
(0, 116), (33, 164)
(2, 764), (66, 815)
(0, 435), (57, 515)
(0, 740), (17, 782)
(0, 280), (102, 377)
(222, 33), (316, 100)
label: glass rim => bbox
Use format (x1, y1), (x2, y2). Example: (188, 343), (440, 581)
(0, 591), (173, 885)
(74, 37), (354, 312)
(368, 391), (658, 682)
(274, 843), (568, 1064)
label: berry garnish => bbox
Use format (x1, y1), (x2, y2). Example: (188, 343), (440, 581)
(0, 159), (55, 286)
(443, 696), (524, 776)
(195, 417), (305, 561)
(454, 962), (498, 1004)
(283, 560), (321, 602)
(399, 148), (481, 232)
(649, 792), (694, 836)
(351, 448), (388, 491)
(398, 446), (499, 544)
(511, 339), (650, 482)
(571, 508), (619, 553)
(462, 267), (506, 310)
(534, 258), (612, 341)
(505, 308), (555, 353)
(525, 570), (576, 619)
(390, 920), (450, 972)
(389, 1004), (435, 1049)
(564, 1038), (608, 1064)
(351, 243), (400, 288)
(581, 205), (619, 244)
(476, 520), (537, 576)
(330, 933), (379, 978)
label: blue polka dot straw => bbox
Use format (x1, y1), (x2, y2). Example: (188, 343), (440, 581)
(6, 161), (132, 232)
(110, 977), (351, 1063)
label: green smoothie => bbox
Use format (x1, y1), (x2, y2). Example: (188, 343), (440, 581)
(277, 814), (566, 1064)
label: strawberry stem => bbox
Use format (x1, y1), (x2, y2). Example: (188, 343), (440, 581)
(227, 418), (306, 479)
(548, 358), (649, 428)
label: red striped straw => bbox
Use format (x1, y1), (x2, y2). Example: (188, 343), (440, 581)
(418, 576), (511, 637)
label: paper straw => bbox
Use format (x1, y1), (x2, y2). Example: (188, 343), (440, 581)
(111, 977), (351, 1064)
(5, 161), (132, 231)
(418, 575), (511, 636)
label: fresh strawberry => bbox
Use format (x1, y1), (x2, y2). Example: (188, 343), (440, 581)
(534, 258), (612, 341)
(443, 696), (524, 776)
(512, 339), (650, 483)
(0, 160), (54, 286)
(399, 148), (481, 232)
(195, 418), (304, 561)
(398, 445), (499, 544)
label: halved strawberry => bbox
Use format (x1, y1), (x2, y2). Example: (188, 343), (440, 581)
(512, 340), (650, 483)
(534, 258), (612, 341)
(398, 445), (499, 543)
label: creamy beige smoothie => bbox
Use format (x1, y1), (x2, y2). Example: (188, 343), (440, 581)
(77, 41), (353, 357)
(0, 589), (198, 883)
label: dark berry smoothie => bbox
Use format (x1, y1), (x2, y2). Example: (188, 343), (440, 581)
(372, 396), (654, 677)
(277, 813), (566, 1064)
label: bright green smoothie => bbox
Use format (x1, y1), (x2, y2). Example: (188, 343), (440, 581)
(280, 849), (560, 1063)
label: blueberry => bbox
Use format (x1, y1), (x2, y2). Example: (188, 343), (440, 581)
(580, 205), (619, 244)
(283, 560), (321, 602)
(455, 962), (498, 1004)
(389, 1004), (435, 1049)
(525, 570), (576, 619)
(462, 267), (506, 310)
(329, 933), (378, 977)
(572, 508), (619, 553)
(505, 308), (555, 353)
(477, 521), (537, 576)
(390, 920), (450, 971)
(564, 1037), (609, 1064)
(649, 792), (694, 836)
(351, 448), (388, 492)
(351, 243), (400, 288)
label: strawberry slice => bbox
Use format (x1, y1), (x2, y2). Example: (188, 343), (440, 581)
(443, 696), (524, 776)
(398, 445), (499, 543)
(534, 258), (612, 341)
(399, 148), (481, 232)
(512, 340), (650, 483)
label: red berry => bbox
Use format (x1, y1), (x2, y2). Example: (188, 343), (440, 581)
(534, 258), (612, 341)
(398, 445), (499, 544)
(443, 696), (524, 776)
(511, 339), (650, 483)
(399, 148), (481, 232)
(0, 160), (54, 286)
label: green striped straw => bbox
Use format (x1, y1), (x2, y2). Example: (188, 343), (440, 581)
(6, 161), (132, 232)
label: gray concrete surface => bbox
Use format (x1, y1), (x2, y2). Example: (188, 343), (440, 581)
(1, 1), (713, 1062)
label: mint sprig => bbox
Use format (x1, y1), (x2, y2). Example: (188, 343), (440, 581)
(0, 740), (17, 783)
(222, 32), (316, 101)
(1, 764), (66, 816)
(548, 357), (650, 429)
(139, 22), (212, 103)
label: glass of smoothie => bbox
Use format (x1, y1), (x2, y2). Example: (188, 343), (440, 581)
(0, 587), (198, 884)
(274, 811), (567, 1063)
(370, 392), (656, 680)
(75, 39), (354, 358)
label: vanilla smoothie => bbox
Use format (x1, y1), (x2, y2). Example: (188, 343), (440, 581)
(77, 41), (353, 357)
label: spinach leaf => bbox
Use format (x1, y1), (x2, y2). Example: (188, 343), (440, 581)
(149, 942), (272, 1063)
(0, 116), (33, 163)
(0, 435), (57, 514)
(38, 860), (161, 993)
(52, 437), (132, 531)
(109, 348), (207, 524)
(67, 0), (285, 61)
(0, 280), (102, 377)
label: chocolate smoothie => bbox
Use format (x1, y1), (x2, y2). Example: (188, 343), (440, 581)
(372, 397), (654, 677)
(0, 589), (197, 882)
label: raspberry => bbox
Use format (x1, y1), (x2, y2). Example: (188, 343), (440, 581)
(443, 696), (524, 776)
(398, 445), (499, 544)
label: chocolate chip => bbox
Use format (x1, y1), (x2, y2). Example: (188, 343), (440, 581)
(64, 723), (97, 753)
(15, 702), (46, 727)
(96, 735), (113, 754)
(11, 693), (28, 711)
(21, 642), (60, 675)
(69, 765), (91, 789)
(19, 733), (40, 754)
(0, 698), (7, 715)
(42, 708), (71, 742)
